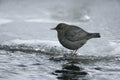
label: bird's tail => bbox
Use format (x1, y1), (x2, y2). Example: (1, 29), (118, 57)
(89, 33), (101, 38)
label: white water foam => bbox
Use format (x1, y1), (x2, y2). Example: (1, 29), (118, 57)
(1, 39), (69, 55)
(1, 39), (120, 56)
(2, 39), (60, 46)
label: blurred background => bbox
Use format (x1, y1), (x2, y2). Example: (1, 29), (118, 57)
(0, 0), (120, 80)
(0, 0), (120, 55)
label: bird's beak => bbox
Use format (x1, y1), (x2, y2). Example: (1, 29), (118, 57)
(51, 28), (56, 30)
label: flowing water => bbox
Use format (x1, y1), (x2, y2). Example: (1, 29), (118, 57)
(0, 0), (120, 80)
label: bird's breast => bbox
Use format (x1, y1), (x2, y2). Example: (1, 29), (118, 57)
(58, 33), (87, 50)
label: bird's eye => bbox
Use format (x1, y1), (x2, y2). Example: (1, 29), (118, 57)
(58, 26), (63, 30)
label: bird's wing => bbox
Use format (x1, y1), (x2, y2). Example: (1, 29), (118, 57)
(64, 26), (88, 41)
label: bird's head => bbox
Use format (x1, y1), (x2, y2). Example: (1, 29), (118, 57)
(51, 23), (68, 31)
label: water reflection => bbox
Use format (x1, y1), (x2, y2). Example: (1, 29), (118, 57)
(53, 60), (88, 80)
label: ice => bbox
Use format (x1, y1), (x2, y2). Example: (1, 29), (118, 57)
(109, 40), (120, 55)
(2, 39), (60, 46)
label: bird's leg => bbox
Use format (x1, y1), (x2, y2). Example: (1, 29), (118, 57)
(71, 50), (75, 55)
(73, 50), (77, 55)
(71, 50), (77, 56)
(70, 50), (78, 62)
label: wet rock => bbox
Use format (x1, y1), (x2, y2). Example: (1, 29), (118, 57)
(94, 67), (102, 71)
(31, 63), (41, 65)
(17, 64), (27, 67)
(63, 64), (81, 71)
(54, 63), (88, 80)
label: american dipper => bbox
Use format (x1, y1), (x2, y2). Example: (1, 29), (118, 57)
(51, 23), (100, 55)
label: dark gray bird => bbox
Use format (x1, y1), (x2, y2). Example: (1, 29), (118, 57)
(51, 23), (100, 55)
